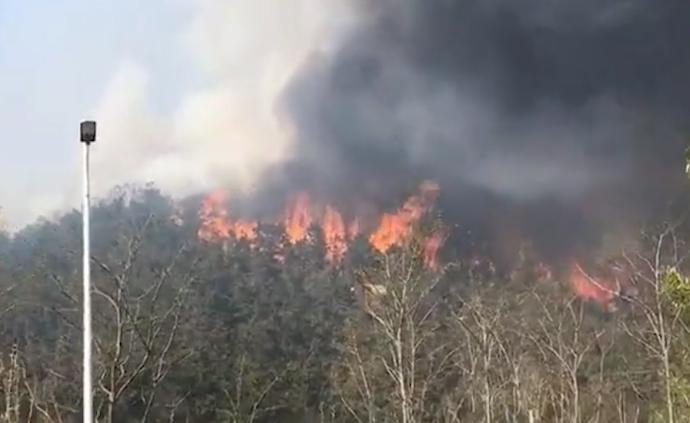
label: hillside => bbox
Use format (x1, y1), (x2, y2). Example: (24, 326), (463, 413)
(0, 185), (688, 422)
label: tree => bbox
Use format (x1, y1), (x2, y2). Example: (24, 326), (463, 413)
(619, 221), (690, 423)
(334, 230), (454, 423)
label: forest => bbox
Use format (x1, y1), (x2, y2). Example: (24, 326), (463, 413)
(0, 184), (690, 423)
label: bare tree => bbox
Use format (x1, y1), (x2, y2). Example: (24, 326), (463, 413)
(619, 222), (690, 423)
(46, 214), (200, 423)
(218, 353), (287, 423)
(451, 291), (534, 423)
(335, 237), (453, 423)
(452, 293), (506, 422)
(92, 218), (198, 423)
(525, 295), (606, 423)
(217, 344), (317, 423)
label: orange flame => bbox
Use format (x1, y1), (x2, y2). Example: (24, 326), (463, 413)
(233, 220), (259, 242)
(322, 206), (348, 264)
(198, 181), (444, 269)
(198, 192), (233, 242)
(198, 191), (258, 243)
(570, 262), (616, 307)
(284, 192), (313, 244)
(369, 214), (410, 253)
(369, 181), (440, 253)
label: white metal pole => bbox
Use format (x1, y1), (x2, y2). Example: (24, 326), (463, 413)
(82, 140), (93, 423)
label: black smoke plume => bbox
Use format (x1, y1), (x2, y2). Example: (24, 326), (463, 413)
(259, 0), (690, 264)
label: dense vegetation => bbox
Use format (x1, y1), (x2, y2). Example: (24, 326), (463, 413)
(1, 185), (690, 422)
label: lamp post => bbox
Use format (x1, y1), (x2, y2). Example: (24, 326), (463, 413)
(80, 120), (96, 423)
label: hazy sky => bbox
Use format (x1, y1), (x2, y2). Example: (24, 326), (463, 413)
(0, 0), (192, 227)
(0, 0), (354, 228)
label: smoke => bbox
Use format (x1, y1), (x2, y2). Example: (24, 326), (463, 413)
(4, 0), (361, 230)
(87, 0), (358, 203)
(260, 0), (690, 261)
(11, 0), (687, 264)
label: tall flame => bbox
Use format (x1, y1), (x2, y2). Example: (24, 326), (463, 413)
(198, 191), (258, 243)
(423, 230), (447, 270)
(322, 206), (347, 264)
(198, 181), (444, 269)
(369, 181), (440, 253)
(284, 192), (313, 244)
(198, 192), (232, 241)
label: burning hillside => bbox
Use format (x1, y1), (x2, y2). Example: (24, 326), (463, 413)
(198, 181), (446, 268)
(197, 181), (629, 309)
(235, 0), (689, 306)
(156, 0), (690, 315)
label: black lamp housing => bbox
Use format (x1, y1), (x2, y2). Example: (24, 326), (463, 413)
(80, 121), (96, 144)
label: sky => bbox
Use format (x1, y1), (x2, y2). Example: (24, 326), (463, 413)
(0, 0), (355, 229)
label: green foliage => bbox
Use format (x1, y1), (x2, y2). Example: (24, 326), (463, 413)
(653, 267), (690, 421)
(670, 373), (690, 419)
(664, 267), (690, 321)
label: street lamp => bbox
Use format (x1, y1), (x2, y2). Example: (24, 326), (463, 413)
(80, 120), (96, 423)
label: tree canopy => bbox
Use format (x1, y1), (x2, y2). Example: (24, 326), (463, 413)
(0, 184), (689, 422)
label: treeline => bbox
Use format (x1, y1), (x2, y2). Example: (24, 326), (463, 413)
(0, 186), (689, 422)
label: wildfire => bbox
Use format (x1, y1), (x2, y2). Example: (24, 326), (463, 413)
(284, 192), (313, 244)
(198, 181), (446, 268)
(197, 185), (632, 312)
(233, 221), (259, 242)
(322, 206), (348, 264)
(192, 182), (645, 314)
(570, 262), (617, 307)
(198, 192), (232, 241)
(369, 181), (440, 253)
(197, 191), (258, 243)
(423, 230), (447, 270)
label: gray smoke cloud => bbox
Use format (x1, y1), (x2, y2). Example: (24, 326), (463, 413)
(260, 0), (690, 261)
